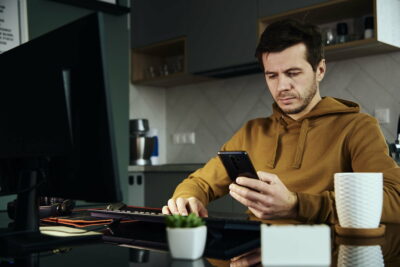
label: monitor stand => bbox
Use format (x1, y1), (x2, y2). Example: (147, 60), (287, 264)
(0, 163), (102, 260)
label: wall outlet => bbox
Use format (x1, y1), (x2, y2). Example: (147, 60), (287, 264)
(375, 108), (390, 124)
(172, 133), (182, 144)
(186, 132), (195, 144)
(172, 132), (195, 144)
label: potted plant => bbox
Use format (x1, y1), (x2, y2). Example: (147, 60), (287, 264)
(165, 213), (207, 260)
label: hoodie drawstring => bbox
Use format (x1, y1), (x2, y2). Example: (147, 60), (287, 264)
(267, 117), (284, 169)
(292, 119), (310, 169)
(267, 117), (310, 169)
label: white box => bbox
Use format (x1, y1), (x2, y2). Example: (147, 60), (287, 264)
(261, 224), (331, 267)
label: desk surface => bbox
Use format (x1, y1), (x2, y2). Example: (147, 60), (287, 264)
(1, 211), (400, 267)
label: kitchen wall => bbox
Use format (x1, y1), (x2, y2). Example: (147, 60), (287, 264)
(132, 51), (400, 164)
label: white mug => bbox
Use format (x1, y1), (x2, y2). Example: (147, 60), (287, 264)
(334, 172), (383, 228)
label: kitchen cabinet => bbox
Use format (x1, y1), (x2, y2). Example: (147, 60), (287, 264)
(131, 37), (213, 87)
(131, 0), (259, 86)
(130, 0), (196, 87)
(130, 0), (187, 48)
(257, 0), (328, 18)
(258, 0), (400, 61)
(186, 0), (258, 76)
(127, 171), (184, 208)
(131, 0), (400, 87)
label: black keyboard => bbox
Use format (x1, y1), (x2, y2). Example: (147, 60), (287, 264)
(90, 206), (260, 231)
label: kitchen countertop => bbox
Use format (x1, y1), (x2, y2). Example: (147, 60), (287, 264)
(128, 163), (204, 172)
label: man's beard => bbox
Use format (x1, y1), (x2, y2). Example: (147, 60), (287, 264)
(279, 81), (317, 115)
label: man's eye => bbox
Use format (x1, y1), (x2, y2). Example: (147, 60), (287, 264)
(266, 74), (276, 79)
(288, 72), (300, 77)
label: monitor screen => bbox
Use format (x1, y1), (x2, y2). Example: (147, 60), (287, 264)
(0, 12), (122, 203)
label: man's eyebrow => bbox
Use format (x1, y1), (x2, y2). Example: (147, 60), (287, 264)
(285, 67), (302, 72)
(264, 67), (302, 75)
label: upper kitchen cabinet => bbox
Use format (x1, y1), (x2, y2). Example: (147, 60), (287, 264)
(131, 0), (187, 48)
(131, 0), (400, 87)
(186, 0), (259, 77)
(258, 0), (329, 18)
(131, 0), (209, 87)
(258, 0), (400, 61)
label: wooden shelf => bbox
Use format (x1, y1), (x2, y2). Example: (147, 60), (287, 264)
(131, 37), (214, 87)
(132, 72), (213, 88)
(50, 0), (130, 15)
(325, 38), (399, 61)
(258, 0), (400, 62)
(258, 0), (372, 34)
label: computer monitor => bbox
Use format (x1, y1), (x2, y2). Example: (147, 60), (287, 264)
(0, 12), (122, 254)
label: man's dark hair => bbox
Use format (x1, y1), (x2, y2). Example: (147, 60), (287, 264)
(255, 19), (324, 71)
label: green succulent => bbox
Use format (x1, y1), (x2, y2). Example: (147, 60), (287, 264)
(165, 213), (205, 228)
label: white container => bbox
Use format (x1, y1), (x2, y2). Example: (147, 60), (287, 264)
(334, 172), (383, 228)
(167, 226), (207, 260)
(261, 224), (331, 267)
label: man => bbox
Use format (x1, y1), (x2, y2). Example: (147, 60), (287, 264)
(162, 19), (400, 224)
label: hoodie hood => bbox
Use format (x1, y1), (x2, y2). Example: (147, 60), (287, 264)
(267, 97), (360, 169)
(271, 97), (360, 121)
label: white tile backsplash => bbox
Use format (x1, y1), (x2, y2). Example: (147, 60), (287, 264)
(130, 51), (400, 163)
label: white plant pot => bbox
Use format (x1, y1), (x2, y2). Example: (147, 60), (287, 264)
(166, 225), (207, 260)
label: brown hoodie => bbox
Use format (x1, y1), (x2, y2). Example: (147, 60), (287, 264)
(172, 97), (400, 224)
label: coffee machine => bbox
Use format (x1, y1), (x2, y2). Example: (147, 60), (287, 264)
(130, 119), (155, 165)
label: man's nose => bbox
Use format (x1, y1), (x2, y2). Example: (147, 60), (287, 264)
(277, 75), (291, 92)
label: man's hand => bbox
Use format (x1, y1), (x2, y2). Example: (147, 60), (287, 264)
(162, 197), (208, 217)
(229, 171), (298, 220)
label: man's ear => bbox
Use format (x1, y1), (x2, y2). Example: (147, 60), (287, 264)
(316, 59), (326, 82)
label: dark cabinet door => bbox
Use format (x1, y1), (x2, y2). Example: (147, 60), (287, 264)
(131, 0), (187, 48)
(187, 0), (258, 74)
(258, 0), (329, 18)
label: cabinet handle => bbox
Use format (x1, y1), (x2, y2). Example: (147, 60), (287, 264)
(129, 175), (134, 185)
(137, 175), (143, 185)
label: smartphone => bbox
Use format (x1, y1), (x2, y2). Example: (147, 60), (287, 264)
(217, 151), (258, 181)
